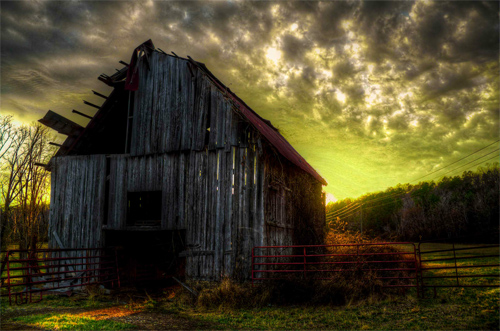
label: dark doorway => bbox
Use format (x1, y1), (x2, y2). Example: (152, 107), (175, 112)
(105, 230), (186, 287)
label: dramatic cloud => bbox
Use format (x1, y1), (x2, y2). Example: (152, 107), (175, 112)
(1, 0), (498, 199)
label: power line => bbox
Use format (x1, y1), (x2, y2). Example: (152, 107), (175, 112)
(327, 198), (404, 223)
(430, 153), (499, 181)
(410, 139), (500, 183)
(327, 194), (405, 221)
(329, 153), (499, 223)
(327, 140), (500, 222)
(327, 189), (410, 217)
(326, 204), (361, 220)
(326, 190), (409, 219)
(326, 201), (360, 217)
(325, 201), (358, 216)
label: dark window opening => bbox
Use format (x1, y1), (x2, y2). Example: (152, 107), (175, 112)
(127, 191), (162, 226)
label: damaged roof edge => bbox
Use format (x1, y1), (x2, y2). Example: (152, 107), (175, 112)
(47, 40), (327, 185)
(185, 55), (328, 186)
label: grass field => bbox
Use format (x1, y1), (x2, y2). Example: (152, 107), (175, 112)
(1, 242), (498, 330)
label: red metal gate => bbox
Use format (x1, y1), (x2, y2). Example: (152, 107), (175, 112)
(252, 242), (420, 295)
(252, 241), (500, 298)
(1, 247), (120, 304)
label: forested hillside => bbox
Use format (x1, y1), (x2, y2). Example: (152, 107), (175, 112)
(326, 165), (500, 242)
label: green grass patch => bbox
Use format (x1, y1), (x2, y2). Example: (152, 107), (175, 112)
(165, 287), (499, 330)
(10, 313), (137, 330)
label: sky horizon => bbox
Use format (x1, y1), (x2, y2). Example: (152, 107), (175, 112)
(1, 1), (499, 200)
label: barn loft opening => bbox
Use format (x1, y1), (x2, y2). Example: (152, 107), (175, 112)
(105, 230), (186, 287)
(127, 191), (162, 226)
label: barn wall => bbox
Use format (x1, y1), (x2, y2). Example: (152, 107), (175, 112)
(129, 51), (239, 156)
(263, 147), (325, 248)
(48, 155), (106, 249)
(100, 145), (265, 280)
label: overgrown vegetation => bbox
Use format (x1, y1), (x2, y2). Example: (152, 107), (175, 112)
(192, 274), (384, 310)
(327, 165), (500, 242)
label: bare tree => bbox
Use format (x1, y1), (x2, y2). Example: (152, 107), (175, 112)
(1, 117), (56, 250)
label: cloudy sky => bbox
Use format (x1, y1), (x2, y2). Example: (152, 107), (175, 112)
(1, 1), (499, 200)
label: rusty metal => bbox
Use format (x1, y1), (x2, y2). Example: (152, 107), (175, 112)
(1, 247), (119, 305)
(251, 242), (418, 290)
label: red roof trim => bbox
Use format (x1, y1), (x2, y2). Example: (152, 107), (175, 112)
(190, 59), (327, 185)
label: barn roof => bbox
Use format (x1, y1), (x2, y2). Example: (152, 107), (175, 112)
(42, 40), (327, 186)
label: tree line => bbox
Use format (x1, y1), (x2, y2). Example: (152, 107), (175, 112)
(326, 165), (500, 243)
(0, 115), (56, 250)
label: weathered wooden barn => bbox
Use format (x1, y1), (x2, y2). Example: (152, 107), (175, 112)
(40, 40), (327, 282)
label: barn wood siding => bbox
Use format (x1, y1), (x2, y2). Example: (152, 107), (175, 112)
(77, 147), (266, 280)
(130, 52), (240, 156)
(49, 155), (106, 249)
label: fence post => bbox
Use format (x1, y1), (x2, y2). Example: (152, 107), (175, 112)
(251, 247), (254, 287)
(7, 251), (11, 305)
(413, 244), (420, 298)
(303, 247), (307, 279)
(452, 243), (459, 287)
(418, 242), (425, 298)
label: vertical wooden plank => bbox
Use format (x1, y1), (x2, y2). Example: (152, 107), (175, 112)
(242, 146), (255, 278)
(172, 155), (180, 229)
(230, 147), (240, 278)
(208, 85), (218, 150)
(117, 156), (128, 229)
(224, 100), (232, 152)
(208, 151), (217, 279)
(216, 92), (226, 149)
(162, 56), (172, 152)
(163, 154), (171, 229)
(144, 52), (156, 154)
(214, 150), (224, 278)
(223, 146), (233, 276)
(180, 61), (193, 150)
(185, 152), (195, 245)
(193, 74), (209, 151)
(167, 57), (181, 151)
(178, 153), (186, 229)
(255, 150), (265, 248)
(130, 63), (141, 156)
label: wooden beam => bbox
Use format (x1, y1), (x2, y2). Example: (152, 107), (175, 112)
(34, 162), (47, 167)
(72, 109), (93, 120)
(92, 90), (108, 100)
(38, 110), (84, 136)
(83, 100), (100, 109)
(119, 60), (129, 67)
(49, 142), (64, 148)
(98, 75), (113, 86)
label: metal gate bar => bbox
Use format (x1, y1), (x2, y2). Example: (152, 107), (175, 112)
(417, 242), (500, 297)
(252, 242), (419, 296)
(1, 247), (120, 305)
